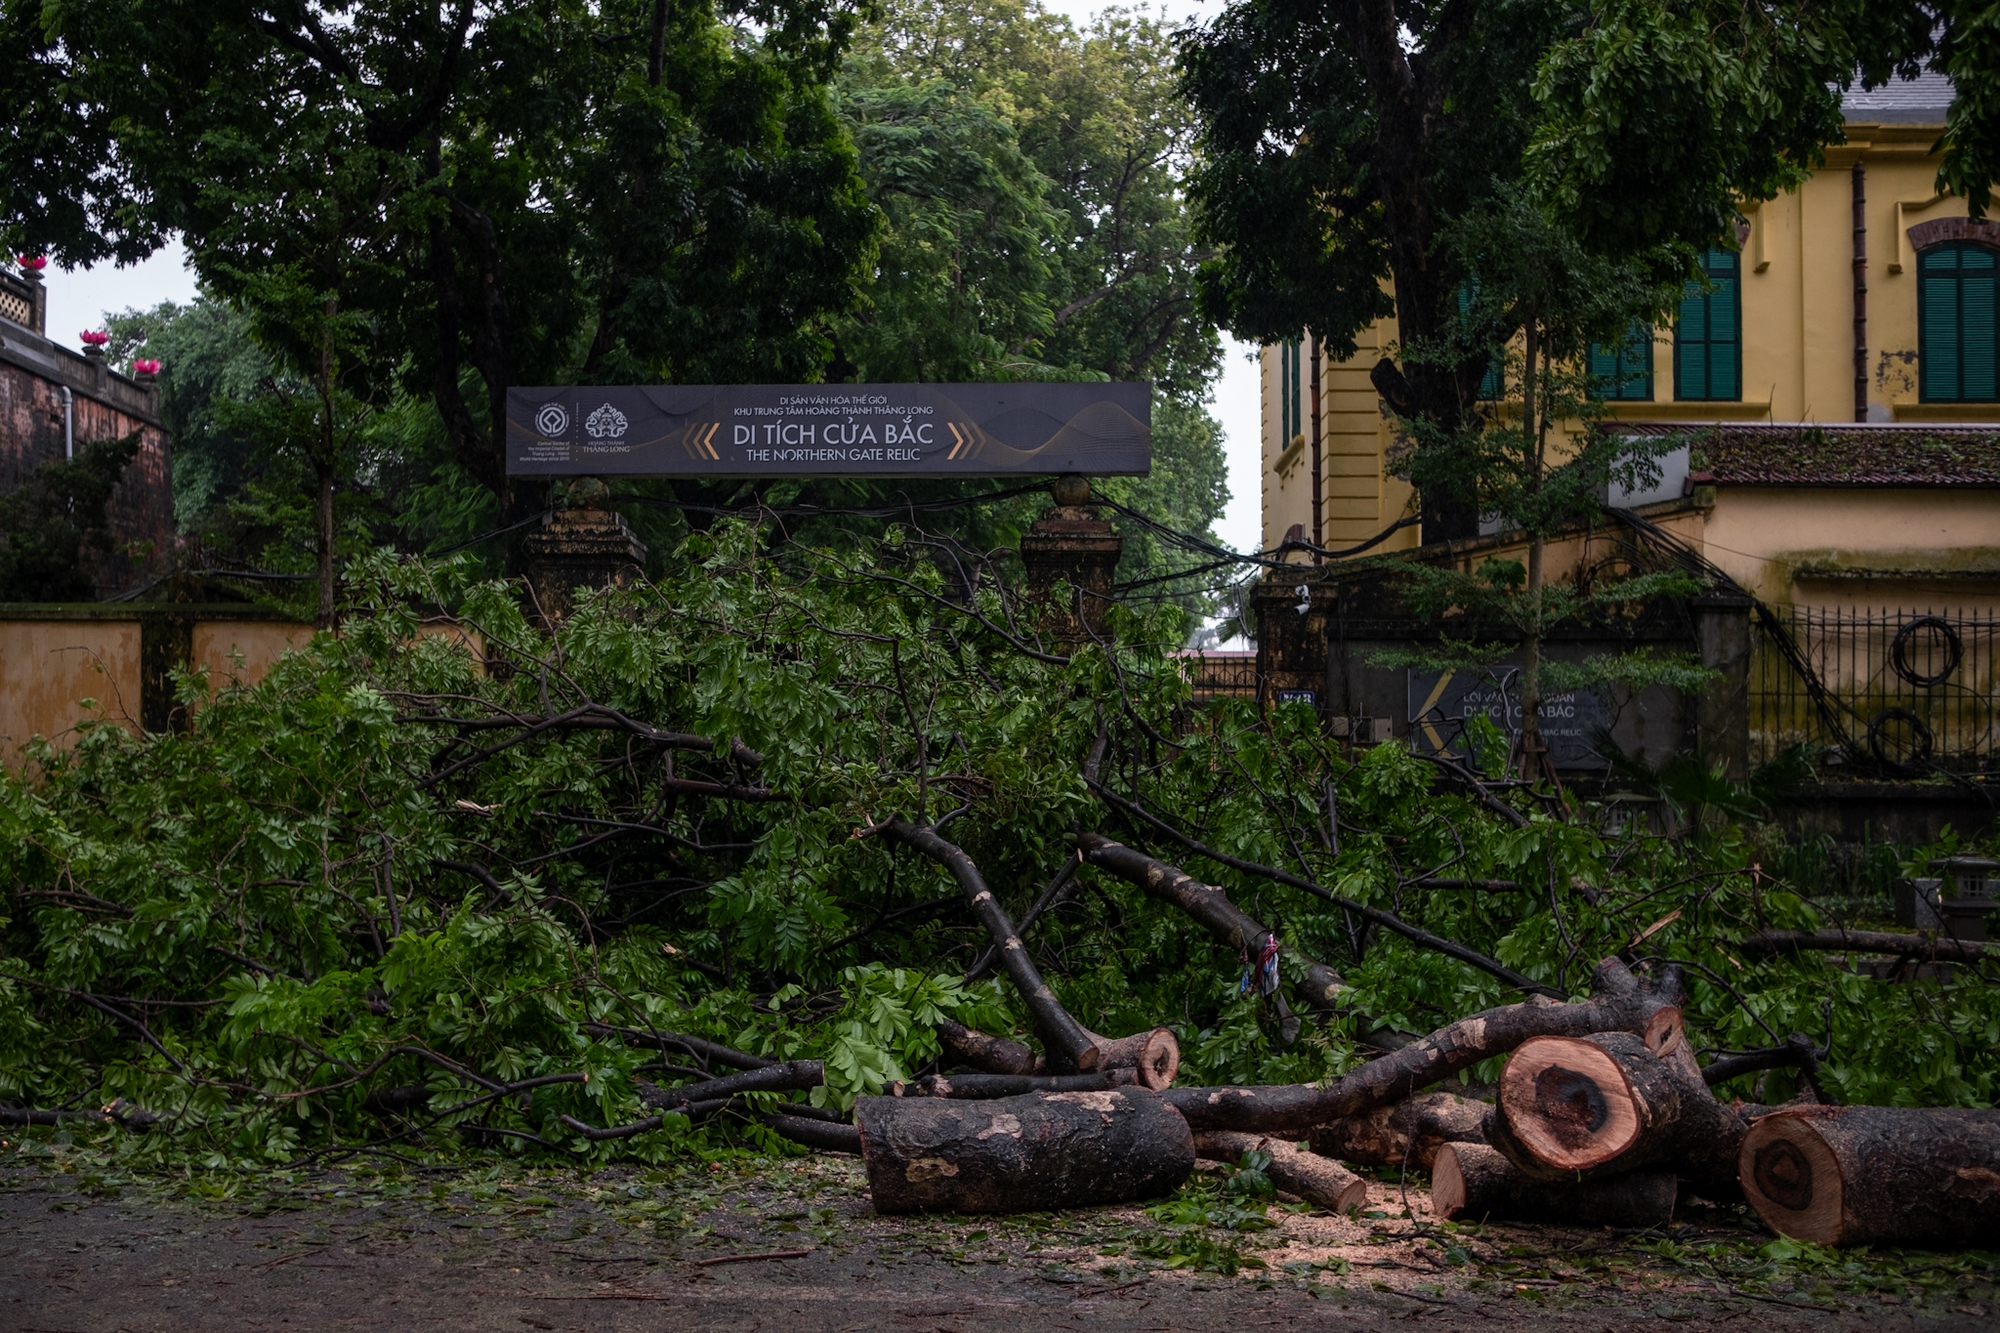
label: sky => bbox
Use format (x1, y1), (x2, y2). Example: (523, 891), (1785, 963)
(34, 0), (1267, 557)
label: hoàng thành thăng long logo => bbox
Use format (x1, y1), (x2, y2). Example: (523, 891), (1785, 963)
(535, 403), (570, 437)
(585, 403), (629, 439)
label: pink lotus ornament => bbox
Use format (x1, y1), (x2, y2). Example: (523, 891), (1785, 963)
(17, 255), (47, 272)
(79, 329), (109, 346)
(133, 357), (161, 377)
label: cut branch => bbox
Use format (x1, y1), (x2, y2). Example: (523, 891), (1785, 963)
(1195, 1131), (1368, 1212)
(1432, 1143), (1676, 1227)
(1740, 1106), (2000, 1246)
(1738, 928), (1987, 962)
(884, 821), (1099, 1072)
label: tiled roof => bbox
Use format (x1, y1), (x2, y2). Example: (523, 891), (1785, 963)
(1841, 67), (1953, 123)
(1611, 422), (2000, 487)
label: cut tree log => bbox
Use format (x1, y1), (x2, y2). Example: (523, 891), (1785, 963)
(1739, 1106), (2000, 1246)
(1308, 1092), (1490, 1171)
(640, 1059), (824, 1110)
(1082, 1026), (1179, 1090)
(886, 821), (1100, 1072)
(1159, 958), (1684, 1136)
(1486, 1032), (1762, 1198)
(1431, 1143), (1676, 1227)
(1194, 1131), (1368, 1213)
(854, 1087), (1195, 1214)
(936, 1019), (1040, 1076)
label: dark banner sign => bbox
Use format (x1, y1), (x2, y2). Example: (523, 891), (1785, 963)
(506, 383), (1150, 478)
(1406, 668), (1610, 769)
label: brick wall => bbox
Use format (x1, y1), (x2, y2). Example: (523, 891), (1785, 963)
(0, 327), (173, 598)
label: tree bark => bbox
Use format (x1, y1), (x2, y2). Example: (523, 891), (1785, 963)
(1077, 833), (1347, 1013)
(855, 1087), (1194, 1214)
(1083, 1026), (1179, 1090)
(766, 1113), (861, 1155)
(1739, 1106), (2000, 1246)
(885, 821), (1099, 1071)
(1195, 1130), (1368, 1213)
(1487, 1032), (1765, 1200)
(640, 1059), (823, 1110)
(937, 1019), (1040, 1076)
(1308, 1092), (1490, 1171)
(1431, 1143), (1676, 1227)
(906, 1069), (1138, 1099)
(1160, 958), (1683, 1136)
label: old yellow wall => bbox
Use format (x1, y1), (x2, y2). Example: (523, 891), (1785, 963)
(1261, 325), (1420, 556)
(192, 621), (313, 687)
(0, 620), (142, 762)
(1700, 487), (2000, 611)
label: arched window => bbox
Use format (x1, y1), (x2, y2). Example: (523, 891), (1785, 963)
(1675, 248), (1741, 401)
(1919, 243), (1998, 402)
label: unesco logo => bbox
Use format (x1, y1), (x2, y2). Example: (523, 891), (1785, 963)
(535, 403), (570, 438)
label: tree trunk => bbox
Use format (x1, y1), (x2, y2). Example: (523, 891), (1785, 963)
(315, 461), (336, 631)
(1739, 1107), (2000, 1246)
(886, 822), (1098, 1072)
(1431, 1143), (1676, 1227)
(1308, 1092), (1490, 1171)
(1161, 958), (1683, 1136)
(937, 1019), (1040, 1076)
(1077, 833), (1348, 1013)
(1196, 1130), (1368, 1213)
(907, 1069), (1138, 1099)
(855, 1088), (1194, 1214)
(1487, 1032), (1764, 1199)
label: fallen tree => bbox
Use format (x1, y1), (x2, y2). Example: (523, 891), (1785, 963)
(1307, 1091), (1490, 1171)
(1739, 1106), (2000, 1245)
(1431, 1143), (1677, 1227)
(854, 1087), (1196, 1213)
(1194, 1130), (1369, 1212)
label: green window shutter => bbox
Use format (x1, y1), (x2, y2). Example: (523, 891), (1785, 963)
(1675, 248), (1740, 401)
(1965, 248), (1997, 401)
(1458, 282), (1503, 399)
(1918, 244), (1999, 403)
(1594, 326), (1654, 401)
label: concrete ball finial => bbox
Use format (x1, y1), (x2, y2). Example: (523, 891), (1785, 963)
(566, 476), (610, 510)
(1050, 474), (1091, 507)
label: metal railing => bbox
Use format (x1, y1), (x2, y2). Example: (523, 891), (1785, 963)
(1751, 605), (1999, 772)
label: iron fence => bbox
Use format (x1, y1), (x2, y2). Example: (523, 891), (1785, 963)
(1175, 650), (1260, 703)
(1750, 605), (2000, 773)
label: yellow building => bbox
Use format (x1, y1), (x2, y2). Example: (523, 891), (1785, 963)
(1260, 71), (2000, 619)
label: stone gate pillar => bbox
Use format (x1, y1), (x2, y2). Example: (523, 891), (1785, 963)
(523, 478), (648, 623)
(1018, 475), (1122, 648)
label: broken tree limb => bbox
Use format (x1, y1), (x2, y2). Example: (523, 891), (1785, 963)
(1431, 1143), (1676, 1227)
(1701, 1033), (1827, 1091)
(1076, 833), (1347, 1013)
(1194, 1131), (1368, 1213)
(765, 1113), (862, 1154)
(1486, 1032), (1766, 1200)
(1738, 928), (1987, 963)
(855, 1087), (1194, 1214)
(1307, 1092), (1491, 1171)
(884, 820), (1099, 1072)
(1740, 1106), (2000, 1246)
(965, 859), (1078, 983)
(583, 1024), (775, 1070)
(905, 1069), (1137, 1099)
(640, 1059), (824, 1111)
(1159, 959), (1683, 1136)
(936, 1019), (1040, 1076)
(1085, 782), (1560, 997)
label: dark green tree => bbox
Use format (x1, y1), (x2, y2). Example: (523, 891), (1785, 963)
(0, 435), (143, 601)
(1178, 0), (1946, 538)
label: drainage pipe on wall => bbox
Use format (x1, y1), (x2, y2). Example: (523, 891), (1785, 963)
(61, 384), (73, 459)
(1853, 161), (1869, 422)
